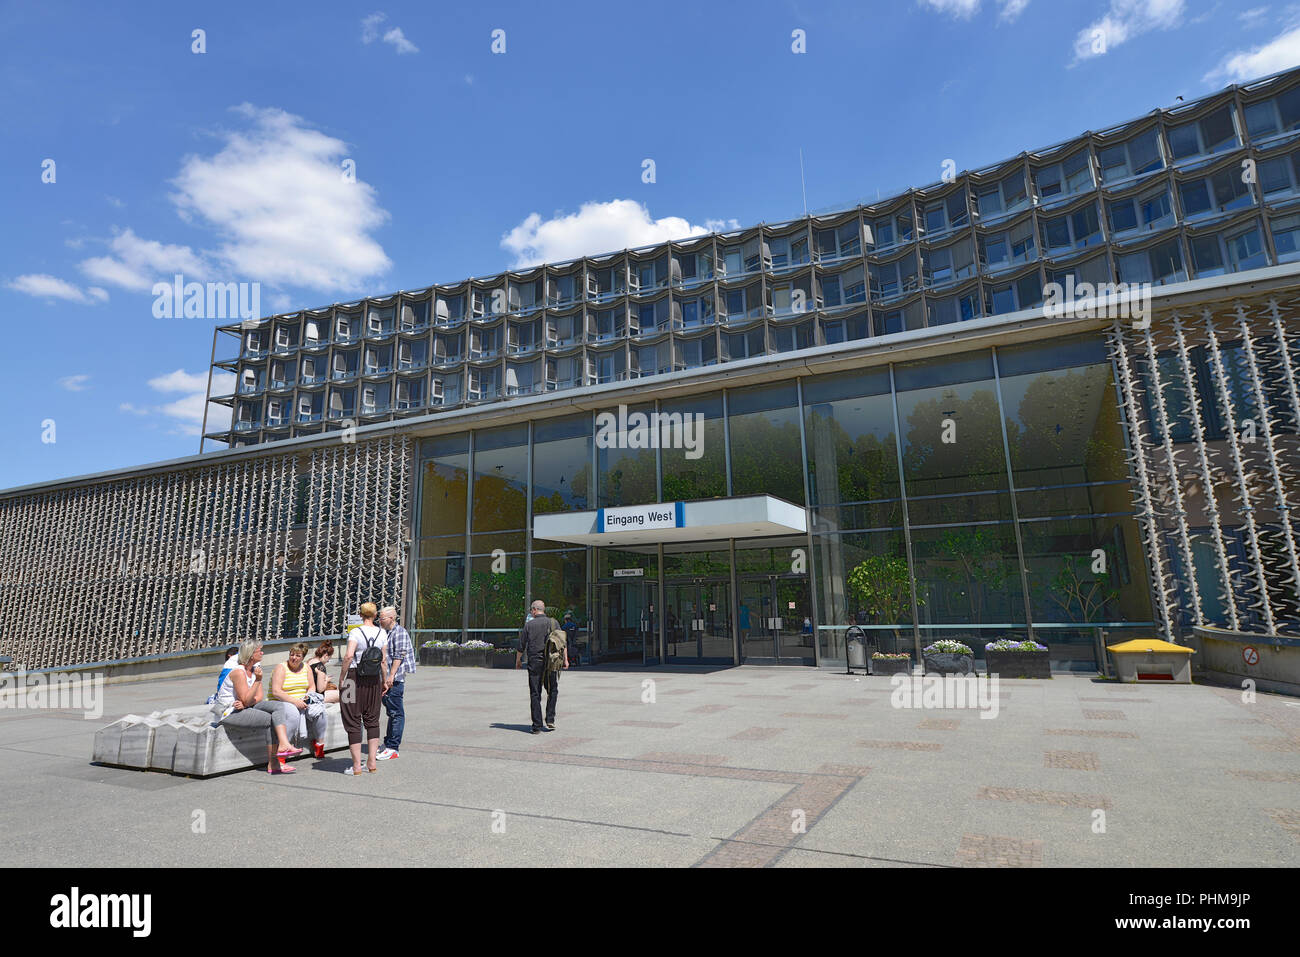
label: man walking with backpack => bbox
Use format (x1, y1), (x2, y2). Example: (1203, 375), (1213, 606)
(516, 599), (568, 734)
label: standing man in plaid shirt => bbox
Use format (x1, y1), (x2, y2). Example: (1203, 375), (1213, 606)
(376, 605), (414, 760)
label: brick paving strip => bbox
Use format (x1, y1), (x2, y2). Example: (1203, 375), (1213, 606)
(1265, 809), (1300, 842)
(955, 834), (1044, 867)
(1079, 697), (1151, 703)
(1082, 709), (1126, 720)
(1248, 737), (1300, 752)
(688, 704), (733, 714)
(1228, 769), (1300, 783)
(397, 739), (869, 867)
(1044, 750), (1100, 771)
(636, 752), (729, 765)
(780, 712), (849, 720)
(730, 727), (784, 740)
(1044, 728), (1138, 739)
(857, 739), (943, 751)
(613, 720), (682, 729)
(978, 786), (1112, 810)
(737, 694), (791, 699)
(786, 684), (819, 690)
(659, 689), (699, 695)
(918, 719), (960, 731)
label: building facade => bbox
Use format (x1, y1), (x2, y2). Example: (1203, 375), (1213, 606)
(5, 70), (1300, 672)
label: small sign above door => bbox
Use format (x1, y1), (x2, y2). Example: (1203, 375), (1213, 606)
(613, 568), (645, 578)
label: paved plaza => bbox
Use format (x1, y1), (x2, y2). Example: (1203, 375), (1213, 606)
(2, 665), (1298, 867)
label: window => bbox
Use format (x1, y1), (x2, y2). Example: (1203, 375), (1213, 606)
(770, 321), (814, 353)
(984, 273), (1042, 315)
(1035, 150), (1094, 200)
(767, 233), (810, 267)
(1097, 128), (1164, 183)
(1043, 203), (1102, 252)
(721, 245), (744, 277)
(1259, 151), (1300, 198)
(594, 308), (624, 341)
(1244, 87), (1300, 141)
(1190, 227), (1266, 278)
(1117, 238), (1186, 285)
(724, 328), (766, 360)
(1179, 168), (1253, 218)
(723, 284), (765, 320)
(437, 294), (464, 323)
(977, 170), (1029, 220)
(1108, 190), (1172, 237)
(820, 266), (864, 308)
(679, 335), (717, 368)
(924, 239), (974, 288)
(927, 292), (979, 326)
(869, 252), (918, 300)
(816, 221), (863, 261)
(821, 314), (869, 344)
(1166, 105), (1238, 161)
(1272, 212), (1300, 263)
(923, 192), (969, 237)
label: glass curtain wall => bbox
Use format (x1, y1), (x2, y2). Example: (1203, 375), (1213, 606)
(412, 336), (1154, 668)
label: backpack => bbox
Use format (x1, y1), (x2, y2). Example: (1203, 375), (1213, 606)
(543, 619), (566, 678)
(356, 625), (385, 678)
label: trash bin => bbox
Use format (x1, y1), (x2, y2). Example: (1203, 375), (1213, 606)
(847, 633), (866, 670)
(1106, 638), (1194, 683)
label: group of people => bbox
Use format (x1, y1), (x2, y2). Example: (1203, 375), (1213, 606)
(208, 602), (415, 775)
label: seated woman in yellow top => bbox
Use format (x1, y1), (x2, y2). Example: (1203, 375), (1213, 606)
(271, 643), (329, 760)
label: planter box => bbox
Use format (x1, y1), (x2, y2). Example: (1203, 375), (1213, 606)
(923, 652), (974, 676)
(428, 647), (453, 666)
(492, 653), (516, 669)
(871, 658), (912, 676)
(456, 648), (488, 667)
(985, 649), (1051, 678)
(418, 647), (434, 666)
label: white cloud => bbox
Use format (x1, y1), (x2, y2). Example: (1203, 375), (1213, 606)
(6, 273), (108, 304)
(105, 195), (125, 208)
(79, 228), (208, 292)
(58, 374), (90, 392)
(999, 0), (1031, 22)
(1205, 24), (1300, 84)
(124, 369), (232, 437)
(148, 369), (210, 393)
(361, 12), (418, 53)
(1072, 0), (1187, 64)
(1240, 6), (1271, 27)
(917, 0), (981, 18)
(168, 104), (391, 294)
(501, 200), (738, 268)
(382, 27), (418, 54)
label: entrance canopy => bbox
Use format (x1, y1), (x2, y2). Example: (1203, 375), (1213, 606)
(533, 495), (806, 546)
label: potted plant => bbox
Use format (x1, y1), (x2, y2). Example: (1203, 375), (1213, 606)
(870, 652), (912, 676)
(922, 640), (975, 675)
(984, 638), (1051, 678)
(458, 639), (493, 667)
(424, 640), (457, 666)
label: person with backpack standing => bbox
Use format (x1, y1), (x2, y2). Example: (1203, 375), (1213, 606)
(515, 599), (568, 733)
(338, 602), (389, 775)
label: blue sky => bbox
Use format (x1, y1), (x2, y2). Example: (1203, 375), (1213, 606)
(0, 0), (1292, 490)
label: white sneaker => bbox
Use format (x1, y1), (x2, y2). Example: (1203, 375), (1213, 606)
(376, 748), (397, 760)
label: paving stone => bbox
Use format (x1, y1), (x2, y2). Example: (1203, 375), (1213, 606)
(1082, 709), (1126, 720)
(978, 786), (1112, 810)
(1044, 750), (1100, 771)
(1265, 809), (1300, 842)
(857, 739), (942, 751)
(730, 727), (783, 741)
(1227, 769), (1300, 783)
(955, 833), (1044, 867)
(688, 704), (732, 714)
(613, 720), (681, 729)
(1044, 728), (1138, 739)
(918, 718), (959, 731)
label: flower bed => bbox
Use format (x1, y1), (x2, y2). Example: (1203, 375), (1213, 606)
(985, 639), (1051, 678)
(871, 652), (911, 676)
(420, 640), (458, 666)
(922, 640), (974, 676)
(457, 639), (494, 668)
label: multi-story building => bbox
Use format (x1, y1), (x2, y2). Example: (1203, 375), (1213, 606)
(6, 67), (1300, 677)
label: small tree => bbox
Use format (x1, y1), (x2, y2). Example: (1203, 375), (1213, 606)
(846, 555), (919, 624)
(1049, 553), (1118, 623)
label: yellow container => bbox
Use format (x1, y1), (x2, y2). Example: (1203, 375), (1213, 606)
(1106, 638), (1194, 683)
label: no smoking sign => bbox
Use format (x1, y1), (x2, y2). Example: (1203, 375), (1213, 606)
(1242, 645), (1259, 666)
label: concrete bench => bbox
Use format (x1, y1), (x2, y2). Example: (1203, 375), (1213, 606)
(92, 701), (358, 777)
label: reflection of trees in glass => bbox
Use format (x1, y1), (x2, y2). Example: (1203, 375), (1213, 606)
(533, 463), (591, 515)
(805, 409), (898, 505)
(470, 472), (526, 532)
(598, 448), (657, 506)
(1007, 367), (1124, 481)
(663, 421), (726, 500)
(846, 555), (919, 624)
(665, 551), (732, 577)
(467, 566), (526, 629)
(417, 580), (461, 630)
(902, 387), (1010, 494)
(730, 415), (805, 503)
(1046, 553), (1117, 622)
(931, 527), (1014, 623)
(420, 463), (468, 537)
